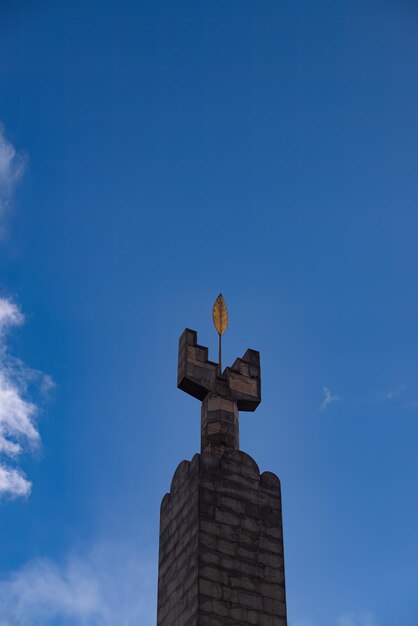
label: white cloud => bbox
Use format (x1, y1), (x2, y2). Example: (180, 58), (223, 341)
(0, 123), (26, 236)
(0, 298), (24, 331)
(0, 543), (157, 626)
(0, 126), (48, 499)
(0, 370), (39, 453)
(320, 386), (342, 410)
(0, 465), (31, 498)
(0, 296), (50, 500)
(338, 610), (377, 626)
(386, 384), (406, 400)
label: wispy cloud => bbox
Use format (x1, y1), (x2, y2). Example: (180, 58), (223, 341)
(0, 124), (50, 499)
(292, 612), (377, 626)
(0, 297), (52, 499)
(0, 123), (26, 237)
(337, 610), (377, 626)
(386, 384), (406, 400)
(403, 400), (418, 410)
(0, 542), (157, 626)
(320, 386), (343, 410)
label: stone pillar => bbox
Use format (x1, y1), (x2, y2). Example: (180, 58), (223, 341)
(157, 450), (287, 626)
(201, 393), (239, 455)
(157, 328), (287, 625)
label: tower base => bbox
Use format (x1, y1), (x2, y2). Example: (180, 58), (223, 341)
(157, 450), (287, 626)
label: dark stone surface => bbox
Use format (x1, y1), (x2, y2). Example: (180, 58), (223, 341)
(177, 329), (261, 454)
(157, 450), (288, 626)
(201, 395), (239, 455)
(177, 329), (261, 411)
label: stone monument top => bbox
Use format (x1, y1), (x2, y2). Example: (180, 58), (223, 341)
(177, 294), (261, 455)
(158, 294), (287, 625)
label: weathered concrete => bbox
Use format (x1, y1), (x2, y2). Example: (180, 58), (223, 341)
(157, 450), (287, 626)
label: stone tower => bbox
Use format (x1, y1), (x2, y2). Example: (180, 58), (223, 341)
(157, 328), (287, 626)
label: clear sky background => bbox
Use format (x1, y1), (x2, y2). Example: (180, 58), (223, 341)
(0, 1), (417, 624)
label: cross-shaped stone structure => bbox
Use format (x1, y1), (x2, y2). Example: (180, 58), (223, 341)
(177, 328), (261, 455)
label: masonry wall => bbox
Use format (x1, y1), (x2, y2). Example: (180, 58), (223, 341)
(157, 451), (287, 626)
(157, 456), (200, 625)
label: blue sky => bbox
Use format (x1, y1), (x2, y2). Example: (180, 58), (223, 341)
(0, 0), (418, 624)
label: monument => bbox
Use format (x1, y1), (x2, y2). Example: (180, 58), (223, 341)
(157, 295), (287, 625)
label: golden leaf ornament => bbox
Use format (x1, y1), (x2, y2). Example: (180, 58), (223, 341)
(212, 293), (228, 336)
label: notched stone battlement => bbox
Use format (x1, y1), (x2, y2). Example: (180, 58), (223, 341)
(260, 471), (281, 494)
(177, 328), (261, 411)
(163, 451), (280, 504)
(169, 455), (200, 495)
